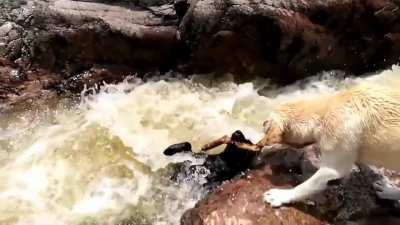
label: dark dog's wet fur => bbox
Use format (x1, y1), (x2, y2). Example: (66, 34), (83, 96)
(164, 130), (258, 190)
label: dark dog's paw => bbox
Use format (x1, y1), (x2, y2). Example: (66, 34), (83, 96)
(163, 142), (192, 156)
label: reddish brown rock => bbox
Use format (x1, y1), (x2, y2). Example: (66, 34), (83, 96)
(0, 0), (179, 73)
(0, 59), (135, 112)
(2, 0), (400, 110)
(180, 145), (400, 225)
(181, 165), (324, 225)
(1, 0), (400, 108)
(178, 0), (400, 83)
(0, 0), (180, 110)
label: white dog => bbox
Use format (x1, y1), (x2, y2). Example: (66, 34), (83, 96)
(258, 82), (400, 207)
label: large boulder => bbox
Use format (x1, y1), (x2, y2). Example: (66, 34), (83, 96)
(0, 0), (179, 110)
(178, 0), (400, 82)
(180, 146), (400, 225)
(2, 0), (400, 109)
(0, 0), (179, 73)
(181, 165), (324, 225)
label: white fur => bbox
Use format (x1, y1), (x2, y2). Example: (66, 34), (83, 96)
(262, 82), (400, 207)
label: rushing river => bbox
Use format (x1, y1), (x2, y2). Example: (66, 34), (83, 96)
(0, 67), (399, 225)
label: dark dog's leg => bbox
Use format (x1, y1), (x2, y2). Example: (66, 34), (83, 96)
(201, 135), (264, 152)
(229, 141), (263, 152)
(164, 132), (263, 156)
(201, 135), (231, 151)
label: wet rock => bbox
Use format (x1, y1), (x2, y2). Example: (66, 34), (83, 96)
(181, 164), (325, 225)
(178, 139), (399, 225)
(180, 163), (393, 225)
(0, 0), (181, 109)
(1, 0), (179, 74)
(178, 0), (400, 83)
(0, 56), (141, 112)
(362, 165), (400, 210)
(55, 64), (138, 94)
(2, 0), (400, 112)
(0, 58), (63, 112)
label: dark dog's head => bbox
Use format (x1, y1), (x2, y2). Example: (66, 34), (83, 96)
(257, 119), (284, 146)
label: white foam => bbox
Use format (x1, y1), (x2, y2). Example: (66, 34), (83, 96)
(0, 67), (398, 225)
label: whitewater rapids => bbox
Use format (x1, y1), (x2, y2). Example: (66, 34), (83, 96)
(0, 66), (399, 225)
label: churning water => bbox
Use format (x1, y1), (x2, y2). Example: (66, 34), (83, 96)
(0, 66), (399, 225)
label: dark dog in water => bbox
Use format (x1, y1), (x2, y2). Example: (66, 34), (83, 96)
(164, 130), (260, 189)
(163, 129), (315, 190)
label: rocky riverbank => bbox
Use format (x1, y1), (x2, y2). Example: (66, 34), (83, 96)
(172, 143), (400, 225)
(2, 0), (400, 110)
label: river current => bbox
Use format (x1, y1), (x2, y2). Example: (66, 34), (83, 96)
(0, 67), (398, 225)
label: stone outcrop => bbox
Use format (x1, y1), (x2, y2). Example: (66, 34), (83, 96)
(178, 0), (400, 82)
(2, 0), (400, 109)
(0, 0), (179, 110)
(176, 145), (400, 225)
(0, 0), (178, 73)
(181, 164), (325, 225)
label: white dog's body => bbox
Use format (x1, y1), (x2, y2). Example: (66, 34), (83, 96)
(261, 83), (400, 207)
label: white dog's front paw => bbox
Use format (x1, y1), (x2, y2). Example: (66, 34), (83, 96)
(263, 189), (295, 207)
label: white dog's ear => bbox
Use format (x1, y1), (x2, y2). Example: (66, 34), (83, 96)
(262, 120), (272, 133)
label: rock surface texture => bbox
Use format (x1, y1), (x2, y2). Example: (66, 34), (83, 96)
(179, 0), (400, 82)
(181, 165), (325, 225)
(0, 0), (178, 110)
(1, 0), (400, 108)
(179, 146), (400, 225)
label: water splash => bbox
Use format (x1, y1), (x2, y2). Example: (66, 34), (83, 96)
(0, 66), (399, 225)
